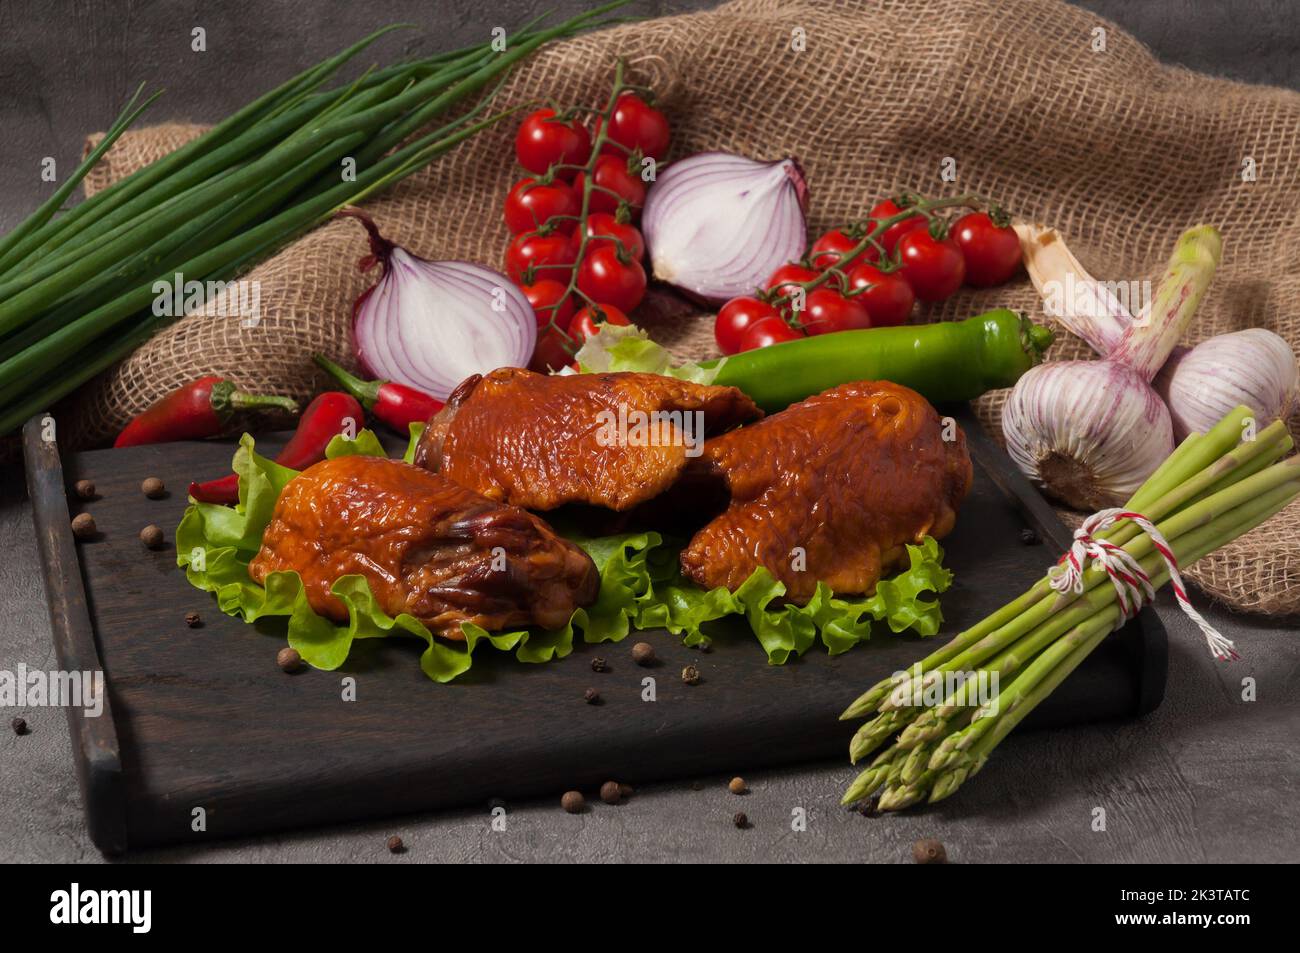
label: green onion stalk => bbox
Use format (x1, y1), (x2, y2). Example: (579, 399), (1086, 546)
(840, 405), (1299, 810)
(0, 2), (632, 436)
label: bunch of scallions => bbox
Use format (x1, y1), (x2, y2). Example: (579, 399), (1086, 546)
(0, 3), (628, 435)
(841, 404), (1298, 810)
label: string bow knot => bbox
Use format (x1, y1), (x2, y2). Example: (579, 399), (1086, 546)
(1049, 507), (1239, 662)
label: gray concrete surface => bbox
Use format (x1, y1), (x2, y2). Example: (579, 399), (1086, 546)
(1, 0), (1299, 863)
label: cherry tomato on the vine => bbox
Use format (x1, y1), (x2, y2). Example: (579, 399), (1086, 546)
(575, 155), (647, 215)
(530, 326), (577, 374)
(505, 232), (573, 284)
(869, 199), (927, 253)
(569, 303), (631, 344)
(573, 212), (645, 260)
(897, 228), (966, 301)
(576, 245), (647, 314)
(809, 229), (873, 271)
(799, 288), (872, 336)
(764, 263), (821, 315)
(951, 212), (1022, 287)
(845, 263), (915, 327)
(737, 315), (804, 352)
(597, 93), (671, 160)
(715, 296), (781, 355)
(520, 278), (575, 331)
(515, 108), (592, 176)
(503, 178), (579, 236)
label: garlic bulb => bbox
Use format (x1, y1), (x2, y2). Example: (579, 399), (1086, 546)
(1004, 360), (1174, 510)
(1154, 329), (1298, 440)
(1001, 225), (1220, 510)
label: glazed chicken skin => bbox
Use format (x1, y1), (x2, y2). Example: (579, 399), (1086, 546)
(414, 367), (761, 511)
(679, 380), (972, 604)
(248, 455), (598, 638)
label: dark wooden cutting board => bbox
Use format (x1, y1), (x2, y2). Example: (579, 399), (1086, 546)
(23, 407), (1165, 853)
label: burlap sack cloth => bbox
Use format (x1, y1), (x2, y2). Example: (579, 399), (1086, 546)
(68, 0), (1300, 615)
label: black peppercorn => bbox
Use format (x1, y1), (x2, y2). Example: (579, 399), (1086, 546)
(1019, 527), (1040, 545)
(590, 657), (608, 672)
(11, 717), (27, 736)
(184, 611), (202, 628)
(584, 687), (600, 705)
(682, 664), (701, 685)
(733, 811), (749, 829)
(912, 838), (947, 864)
(387, 835), (404, 853)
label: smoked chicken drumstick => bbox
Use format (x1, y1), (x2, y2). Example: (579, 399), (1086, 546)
(413, 368), (761, 511)
(679, 380), (972, 604)
(249, 455), (598, 638)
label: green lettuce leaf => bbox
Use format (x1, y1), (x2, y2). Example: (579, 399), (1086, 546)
(177, 433), (953, 683)
(574, 324), (722, 383)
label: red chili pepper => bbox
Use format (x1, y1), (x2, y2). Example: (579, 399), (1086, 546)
(312, 353), (443, 432)
(188, 391), (365, 505)
(114, 376), (298, 448)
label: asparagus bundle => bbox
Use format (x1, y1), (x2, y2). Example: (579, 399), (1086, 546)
(0, 3), (629, 435)
(841, 405), (1298, 810)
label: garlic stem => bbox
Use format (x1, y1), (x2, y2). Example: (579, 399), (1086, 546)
(1108, 225), (1222, 380)
(1013, 223), (1132, 356)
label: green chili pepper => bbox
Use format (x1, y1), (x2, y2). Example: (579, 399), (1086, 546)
(710, 309), (1054, 411)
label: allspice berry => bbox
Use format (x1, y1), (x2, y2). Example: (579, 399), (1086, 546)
(618, 783), (634, 798)
(561, 790), (585, 814)
(276, 647), (302, 672)
(71, 513), (96, 540)
(141, 477), (165, 499)
(733, 811), (749, 829)
(631, 641), (656, 666)
(599, 781), (622, 804)
(912, 838), (948, 864)
(139, 524), (164, 549)
(386, 835), (404, 853)
(681, 664), (701, 685)
(72, 479), (96, 500)
(184, 611), (202, 628)
(728, 776), (747, 795)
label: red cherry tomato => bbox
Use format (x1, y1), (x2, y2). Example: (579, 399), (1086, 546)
(715, 296), (781, 355)
(800, 288), (872, 336)
(503, 178), (579, 236)
(869, 199), (927, 253)
(505, 232), (573, 284)
(514, 108), (592, 176)
(846, 263), (915, 327)
(576, 245), (647, 314)
(809, 229), (872, 271)
(530, 326), (577, 373)
(597, 93), (671, 160)
(520, 278), (575, 331)
(574, 155), (647, 215)
(569, 303), (631, 343)
(897, 228), (966, 301)
(573, 212), (645, 260)
(764, 263), (821, 315)
(951, 212), (1023, 287)
(737, 315), (804, 352)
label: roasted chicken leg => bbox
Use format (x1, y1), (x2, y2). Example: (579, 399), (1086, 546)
(248, 455), (598, 638)
(679, 380), (972, 604)
(414, 367), (761, 511)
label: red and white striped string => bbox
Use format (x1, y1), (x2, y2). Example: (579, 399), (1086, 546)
(1049, 508), (1239, 662)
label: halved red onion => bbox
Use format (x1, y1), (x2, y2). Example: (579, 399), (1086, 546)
(343, 211), (536, 400)
(642, 152), (808, 304)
